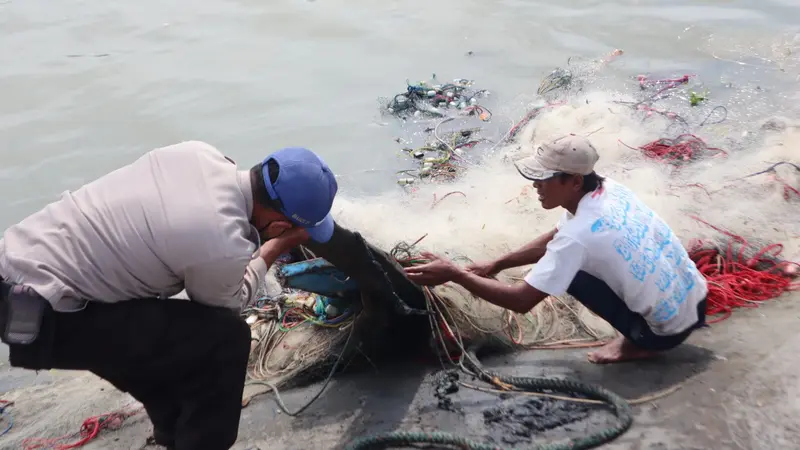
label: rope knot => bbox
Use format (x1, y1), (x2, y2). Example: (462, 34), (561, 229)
(491, 377), (514, 391)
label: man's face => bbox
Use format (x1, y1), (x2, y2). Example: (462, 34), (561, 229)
(254, 209), (295, 241)
(532, 173), (581, 210)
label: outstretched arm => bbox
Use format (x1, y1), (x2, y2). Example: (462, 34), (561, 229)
(405, 233), (586, 314)
(452, 270), (549, 313)
(405, 253), (549, 314)
(473, 228), (558, 276)
(495, 228), (558, 270)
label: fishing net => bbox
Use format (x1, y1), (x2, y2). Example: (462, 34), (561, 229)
(241, 262), (364, 403)
(244, 298), (355, 386)
(419, 281), (616, 350)
(239, 234), (618, 406)
(396, 248), (616, 347)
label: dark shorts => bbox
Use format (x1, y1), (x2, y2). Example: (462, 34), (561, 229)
(566, 271), (707, 352)
(0, 276), (251, 450)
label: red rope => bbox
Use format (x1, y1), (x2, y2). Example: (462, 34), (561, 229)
(23, 408), (141, 450)
(773, 173), (800, 200)
(688, 216), (799, 323)
(280, 307), (308, 330)
(619, 134), (727, 164)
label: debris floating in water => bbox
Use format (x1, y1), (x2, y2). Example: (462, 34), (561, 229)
(538, 68), (574, 96)
(383, 74), (490, 119)
(395, 121), (488, 186)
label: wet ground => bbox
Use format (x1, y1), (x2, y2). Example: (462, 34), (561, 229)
(1, 292), (798, 450)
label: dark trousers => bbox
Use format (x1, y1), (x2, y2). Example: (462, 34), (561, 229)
(4, 295), (251, 450)
(566, 271), (707, 351)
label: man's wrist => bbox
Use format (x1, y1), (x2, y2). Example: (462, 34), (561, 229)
(259, 241), (283, 264)
(451, 266), (472, 284)
(489, 259), (505, 273)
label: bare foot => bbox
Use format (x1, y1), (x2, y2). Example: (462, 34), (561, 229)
(587, 335), (658, 364)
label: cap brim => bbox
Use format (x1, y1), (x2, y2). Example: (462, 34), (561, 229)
(304, 213), (335, 243)
(514, 156), (557, 181)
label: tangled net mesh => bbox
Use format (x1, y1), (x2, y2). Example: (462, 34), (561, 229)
(240, 237), (618, 402)
(243, 269), (359, 397)
(246, 309), (351, 385)
(389, 239), (617, 350)
(427, 282), (616, 348)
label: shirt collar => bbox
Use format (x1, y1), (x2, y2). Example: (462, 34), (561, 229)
(236, 170), (254, 219)
(235, 170), (263, 252)
(565, 185), (603, 221)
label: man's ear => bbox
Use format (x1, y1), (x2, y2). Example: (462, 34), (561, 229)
(264, 221), (293, 239)
(573, 174), (585, 192)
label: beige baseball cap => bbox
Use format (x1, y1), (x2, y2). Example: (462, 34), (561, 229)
(514, 134), (600, 180)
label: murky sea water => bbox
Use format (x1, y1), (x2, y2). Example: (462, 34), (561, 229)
(0, 0), (798, 228)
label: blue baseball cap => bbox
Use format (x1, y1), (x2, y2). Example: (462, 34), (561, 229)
(262, 147), (338, 243)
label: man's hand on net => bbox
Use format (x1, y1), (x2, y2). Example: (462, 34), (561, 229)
(403, 252), (463, 286)
(465, 260), (498, 278)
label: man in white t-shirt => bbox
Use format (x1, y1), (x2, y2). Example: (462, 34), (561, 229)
(404, 134), (708, 364)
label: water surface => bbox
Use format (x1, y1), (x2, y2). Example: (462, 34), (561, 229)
(0, 0), (798, 226)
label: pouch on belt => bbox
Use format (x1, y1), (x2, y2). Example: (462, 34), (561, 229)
(1, 284), (47, 345)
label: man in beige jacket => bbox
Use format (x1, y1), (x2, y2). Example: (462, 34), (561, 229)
(0, 141), (339, 449)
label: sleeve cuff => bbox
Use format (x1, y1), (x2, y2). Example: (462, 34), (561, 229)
(249, 255), (269, 278)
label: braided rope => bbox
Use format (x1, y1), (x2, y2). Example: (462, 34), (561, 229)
(344, 372), (632, 450)
(344, 238), (633, 450)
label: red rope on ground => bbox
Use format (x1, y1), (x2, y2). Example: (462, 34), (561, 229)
(22, 408), (141, 450)
(687, 216), (799, 324)
(619, 134), (727, 164)
(773, 174), (800, 200)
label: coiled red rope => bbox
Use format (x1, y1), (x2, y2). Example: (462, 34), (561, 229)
(688, 216), (799, 324)
(619, 134), (727, 164)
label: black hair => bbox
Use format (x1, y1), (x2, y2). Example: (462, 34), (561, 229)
(250, 159), (285, 211)
(556, 171), (605, 193)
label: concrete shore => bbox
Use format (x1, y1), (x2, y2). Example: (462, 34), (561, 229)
(1, 292), (798, 450)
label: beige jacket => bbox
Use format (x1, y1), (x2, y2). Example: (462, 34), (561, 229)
(0, 141), (267, 312)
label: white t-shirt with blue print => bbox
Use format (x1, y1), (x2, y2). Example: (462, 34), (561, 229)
(523, 178), (708, 336)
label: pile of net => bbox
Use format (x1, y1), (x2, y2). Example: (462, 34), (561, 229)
(388, 242), (617, 353)
(239, 239), (618, 404)
(241, 258), (361, 399)
(243, 292), (356, 388)
(424, 282), (616, 351)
